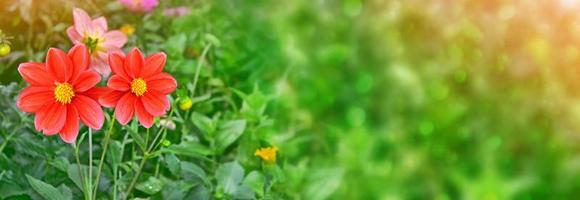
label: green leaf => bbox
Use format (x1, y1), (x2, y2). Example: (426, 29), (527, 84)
(165, 154), (181, 176)
(165, 33), (187, 59)
(215, 120), (247, 153)
(49, 157), (69, 172)
(67, 164), (96, 192)
(234, 185), (255, 199)
(58, 185), (73, 200)
(243, 171), (265, 197)
(109, 140), (122, 168)
(191, 112), (216, 135)
(67, 164), (84, 192)
(216, 161), (245, 195)
(187, 185), (210, 200)
(180, 162), (207, 183)
(304, 168), (344, 200)
(161, 180), (196, 200)
(128, 120), (146, 151)
(136, 176), (165, 195)
(162, 141), (212, 158)
(26, 174), (67, 200)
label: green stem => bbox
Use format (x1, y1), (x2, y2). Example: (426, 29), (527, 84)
(191, 44), (212, 97)
(88, 128), (93, 200)
(124, 106), (176, 198)
(125, 152), (148, 199)
(114, 133), (130, 200)
(74, 143), (89, 200)
(92, 120), (115, 200)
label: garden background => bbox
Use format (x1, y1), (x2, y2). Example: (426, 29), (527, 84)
(1, 0), (580, 199)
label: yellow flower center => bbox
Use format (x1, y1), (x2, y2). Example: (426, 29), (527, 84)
(54, 83), (75, 104)
(255, 146), (278, 163)
(131, 78), (147, 96)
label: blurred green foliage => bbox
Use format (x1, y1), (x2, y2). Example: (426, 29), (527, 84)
(1, 0), (580, 199)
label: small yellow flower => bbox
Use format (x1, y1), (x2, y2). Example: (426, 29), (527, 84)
(120, 24), (135, 36)
(255, 146), (278, 163)
(179, 97), (193, 110)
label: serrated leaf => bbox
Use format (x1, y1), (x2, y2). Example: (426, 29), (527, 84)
(216, 161), (245, 195)
(215, 120), (247, 153)
(26, 174), (66, 200)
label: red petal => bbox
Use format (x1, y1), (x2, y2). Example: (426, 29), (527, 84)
(146, 73), (177, 94)
(73, 70), (101, 92)
(109, 52), (130, 79)
(73, 95), (104, 130)
(99, 90), (125, 108)
(34, 108), (47, 131)
(142, 52), (166, 78)
(67, 44), (90, 82)
(17, 87), (55, 113)
(141, 92), (169, 116)
(60, 105), (79, 143)
(18, 62), (54, 86)
(135, 100), (154, 128)
(107, 75), (130, 91)
(125, 48), (144, 78)
(41, 102), (67, 136)
(115, 93), (137, 125)
(81, 87), (107, 101)
(46, 48), (73, 82)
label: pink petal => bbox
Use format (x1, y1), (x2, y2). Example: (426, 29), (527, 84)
(73, 8), (95, 36)
(60, 105), (79, 143)
(115, 93), (137, 125)
(66, 27), (83, 44)
(73, 95), (104, 130)
(102, 31), (127, 49)
(90, 56), (111, 77)
(92, 17), (108, 32)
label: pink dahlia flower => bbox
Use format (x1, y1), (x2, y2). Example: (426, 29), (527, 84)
(67, 8), (127, 77)
(118, 0), (159, 13)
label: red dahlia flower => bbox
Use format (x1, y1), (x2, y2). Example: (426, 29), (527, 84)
(100, 48), (176, 128)
(17, 44), (105, 143)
